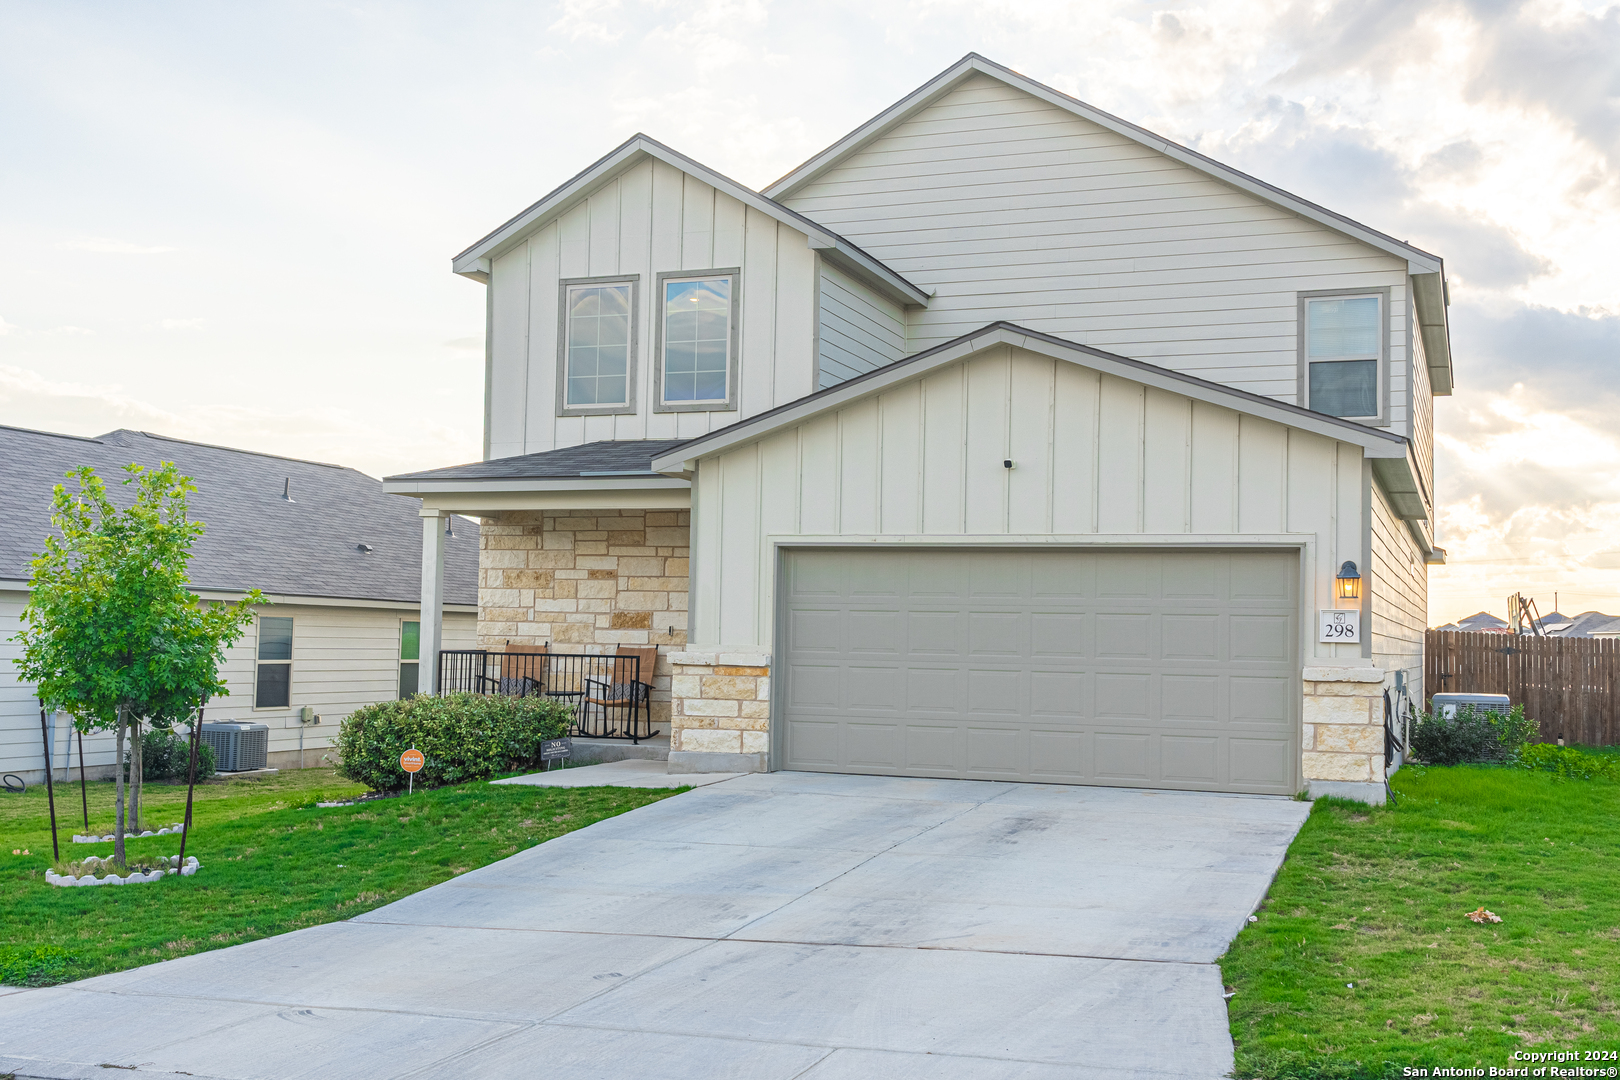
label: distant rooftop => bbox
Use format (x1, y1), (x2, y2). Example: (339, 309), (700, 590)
(0, 426), (476, 606)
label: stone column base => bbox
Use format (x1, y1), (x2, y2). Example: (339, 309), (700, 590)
(1302, 665), (1390, 801)
(668, 648), (772, 762)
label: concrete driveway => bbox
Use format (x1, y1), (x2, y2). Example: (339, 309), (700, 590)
(0, 772), (1309, 1080)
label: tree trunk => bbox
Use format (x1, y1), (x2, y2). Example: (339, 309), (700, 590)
(129, 719), (143, 835)
(113, 705), (127, 865)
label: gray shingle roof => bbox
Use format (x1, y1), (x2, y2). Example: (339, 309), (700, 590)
(1, 426), (476, 606)
(386, 439), (689, 482)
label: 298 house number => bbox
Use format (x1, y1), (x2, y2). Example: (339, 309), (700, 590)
(1319, 609), (1361, 644)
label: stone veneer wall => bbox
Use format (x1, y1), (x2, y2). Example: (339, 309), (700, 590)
(667, 649), (772, 757)
(1301, 666), (1391, 801)
(477, 509), (689, 724)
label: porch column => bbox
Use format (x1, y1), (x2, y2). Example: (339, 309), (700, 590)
(419, 507), (448, 694)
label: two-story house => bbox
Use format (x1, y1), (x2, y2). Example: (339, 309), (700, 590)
(385, 54), (1450, 804)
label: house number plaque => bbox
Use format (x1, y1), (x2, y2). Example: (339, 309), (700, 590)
(1318, 609), (1361, 644)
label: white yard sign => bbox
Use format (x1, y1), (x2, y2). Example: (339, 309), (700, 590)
(1318, 609), (1361, 644)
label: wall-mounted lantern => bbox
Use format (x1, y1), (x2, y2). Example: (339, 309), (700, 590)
(1335, 561), (1362, 601)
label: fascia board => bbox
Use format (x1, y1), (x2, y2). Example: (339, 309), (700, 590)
(1410, 271), (1455, 395)
(452, 136), (928, 306)
(382, 476), (690, 495)
(190, 589), (478, 614)
(653, 324), (1411, 472)
(766, 54), (1445, 276)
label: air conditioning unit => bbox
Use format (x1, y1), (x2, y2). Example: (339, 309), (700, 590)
(199, 721), (270, 772)
(1430, 693), (1512, 719)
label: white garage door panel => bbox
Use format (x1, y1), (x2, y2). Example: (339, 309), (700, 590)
(780, 548), (1299, 794)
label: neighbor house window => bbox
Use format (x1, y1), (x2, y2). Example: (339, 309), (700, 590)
(399, 620), (420, 699)
(1302, 293), (1383, 420)
(559, 277), (636, 413)
(255, 616), (293, 709)
(656, 269), (739, 412)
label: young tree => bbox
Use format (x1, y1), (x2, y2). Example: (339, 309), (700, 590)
(15, 463), (260, 865)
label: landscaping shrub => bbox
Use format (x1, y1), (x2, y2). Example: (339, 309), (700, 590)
(336, 693), (573, 791)
(1516, 742), (1620, 782)
(125, 726), (217, 783)
(0, 945), (72, 987)
(1410, 703), (1536, 766)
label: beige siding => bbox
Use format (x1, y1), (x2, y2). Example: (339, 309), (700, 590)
(818, 259), (907, 387)
(0, 592), (475, 778)
(486, 157), (820, 457)
(690, 345), (1367, 665)
(1370, 483), (1428, 700)
(783, 73), (1414, 420)
(1410, 326), (1435, 502)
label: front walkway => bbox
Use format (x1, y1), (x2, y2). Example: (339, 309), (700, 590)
(0, 773), (1309, 1080)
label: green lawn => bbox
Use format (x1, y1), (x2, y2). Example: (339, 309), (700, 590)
(0, 768), (681, 986)
(1222, 764), (1620, 1079)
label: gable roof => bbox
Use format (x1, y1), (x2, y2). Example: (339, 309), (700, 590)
(451, 134), (929, 308)
(650, 321), (1431, 522)
(765, 53), (1454, 393)
(0, 426), (477, 606)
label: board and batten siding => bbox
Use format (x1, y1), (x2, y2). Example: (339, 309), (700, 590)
(817, 260), (907, 388)
(689, 345), (1367, 664)
(0, 593), (475, 780)
(782, 72), (1418, 440)
(486, 157), (821, 460)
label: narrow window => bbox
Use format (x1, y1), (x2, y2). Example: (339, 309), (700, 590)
(399, 620), (420, 699)
(1304, 295), (1382, 419)
(564, 281), (633, 408)
(255, 616), (293, 708)
(662, 276), (732, 404)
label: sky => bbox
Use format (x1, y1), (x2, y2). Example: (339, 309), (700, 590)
(1, 0), (1617, 626)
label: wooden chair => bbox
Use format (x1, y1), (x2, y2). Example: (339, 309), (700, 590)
(581, 646), (660, 742)
(490, 643), (548, 697)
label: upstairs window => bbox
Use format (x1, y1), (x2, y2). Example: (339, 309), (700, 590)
(657, 270), (739, 412)
(255, 616), (293, 709)
(560, 278), (636, 413)
(1303, 294), (1383, 421)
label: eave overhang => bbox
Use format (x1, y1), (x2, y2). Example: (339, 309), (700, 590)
(451, 134), (930, 308)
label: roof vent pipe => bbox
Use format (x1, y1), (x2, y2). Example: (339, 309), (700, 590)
(357, 543), (373, 554)
(281, 478), (294, 502)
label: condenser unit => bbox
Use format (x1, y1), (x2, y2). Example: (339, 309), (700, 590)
(199, 721), (270, 772)
(1430, 693), (1512, 719)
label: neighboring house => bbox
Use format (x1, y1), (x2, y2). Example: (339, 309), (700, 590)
(1590, 619), (1620, 639)
(1443, 611), (1511, 633)
(385, 54), (1453, 804)
(1544, 610), (1620, 638)
(1, 426), (478, 783)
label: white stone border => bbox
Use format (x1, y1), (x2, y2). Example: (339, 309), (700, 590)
(73, 823), (186, 844)
(46, 855), (200, 887)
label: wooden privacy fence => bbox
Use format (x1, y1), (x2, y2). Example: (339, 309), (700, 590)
(1425, 630), (1620, 746)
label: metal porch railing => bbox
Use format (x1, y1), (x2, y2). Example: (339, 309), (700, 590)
(436, 649), (660, 743)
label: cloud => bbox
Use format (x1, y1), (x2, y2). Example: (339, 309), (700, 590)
(60, 237), (177, 254)
(161, 318), (205, 330)
(1465, 4), (1620, 169)
(0, 315), (16, 336)
(1449, 302), (1620, 420)
(442, 336), (483, 351)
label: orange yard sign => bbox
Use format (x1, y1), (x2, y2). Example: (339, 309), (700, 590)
(400, 749), (424, 773)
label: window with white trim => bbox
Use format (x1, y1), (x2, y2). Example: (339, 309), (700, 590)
(254, 616), (293, 709)
(1303, 294), (1383, 420)
(562, 280), (634, 409)
(399, 620), (420, 699)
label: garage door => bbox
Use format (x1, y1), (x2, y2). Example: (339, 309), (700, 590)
(779, 548), (1298, 794)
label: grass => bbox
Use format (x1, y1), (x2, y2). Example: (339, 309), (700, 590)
(0, 767), (682, 986)
(1222, 763), (1620, 1079)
